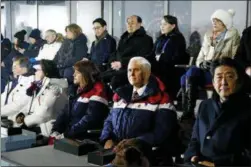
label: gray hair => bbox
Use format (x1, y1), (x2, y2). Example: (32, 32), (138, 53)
(128, 57), (151, 73)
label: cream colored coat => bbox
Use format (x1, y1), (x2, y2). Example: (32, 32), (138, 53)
(196, 28), (240, 67)
(20, 77), (68, 136)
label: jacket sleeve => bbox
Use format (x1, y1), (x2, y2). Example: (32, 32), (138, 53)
(67, 96), (108, 137)
(1, 91), (31, 117)
(184, 103), (202, 162)
(196, 34), (208, 67)
(103, 38), (117, 63)
(231, 31), (240, 59)
(24, 45), (41, 58)
(62, 39), (88, 68)
(136, 103), (177, 146)
(100, 110), (114, 143)
(24, 89), (59, 127)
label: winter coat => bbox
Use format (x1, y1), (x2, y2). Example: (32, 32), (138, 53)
(184, 93), (251, 166)
(100, 76), (177, 146)
(196, 28), (240, 67)
(54, 34), (88, 83)
(90, 32), (116, 71)
(1, 72), (35, 118)
(14, 77), (68, 137)
(109, 27), (153, 69)
(55, 33), (88, 69)
(234, 26), (251, 69)
(1, 67), (8, 93)
(149, 31), (189, 98)
(23, 39), (46, 58)
(35, 42), (62, 61)
(52, 82), (109, 140)
(1, 38), (12, 61)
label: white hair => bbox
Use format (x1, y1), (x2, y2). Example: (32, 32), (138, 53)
(128, 56), (151, 73)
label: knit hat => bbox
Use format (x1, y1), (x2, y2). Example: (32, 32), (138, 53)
(29, 29), (41, 40)
(211, 9), (235, 30)
(14, 30), (27, 42)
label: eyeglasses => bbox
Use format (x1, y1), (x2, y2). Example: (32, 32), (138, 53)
(92, 26), (102, 30)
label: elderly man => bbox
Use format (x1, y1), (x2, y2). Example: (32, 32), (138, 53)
(185, 58), (251, 166)
(1, 56), (35, 119)
(102, 15), (153, 90)
(100, 57), (178, 165)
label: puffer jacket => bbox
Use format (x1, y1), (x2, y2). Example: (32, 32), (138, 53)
(196, 28), (240, 67)
(1, 71), (35, 117)
(100, 76), (177, 146)
(52, 81), (109, 139)
(15, 77), (68, 137)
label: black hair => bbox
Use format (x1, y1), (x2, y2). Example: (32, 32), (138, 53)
(40, 59), (60, 78)
(163, 15), (180, 33)
(210, 57), (250, 95)
(73, 60), (101, 88)
(127, 15), (142, 23)
(93, 18), (107, 27)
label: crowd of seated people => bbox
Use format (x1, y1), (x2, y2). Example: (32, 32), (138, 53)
(1, 8), (251, 166)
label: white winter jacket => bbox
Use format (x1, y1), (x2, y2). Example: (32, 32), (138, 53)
(1, 75), (35, 117)
(20, 77), (68, 136)
(196, 28), (240, 67)
(35, 42), (62, 61)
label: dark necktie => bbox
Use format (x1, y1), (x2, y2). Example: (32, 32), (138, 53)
(132, 91), (140, 101)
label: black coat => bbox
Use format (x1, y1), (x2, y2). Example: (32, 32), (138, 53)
(184, 93), (251, 166)
(235, 26), (251, 69)
(23, 39), (46, 58)
(148, 31), (189, 98)
(90, 33), (116, 72)
(55, 34), (88, 82)
(109, 26), (153, 69)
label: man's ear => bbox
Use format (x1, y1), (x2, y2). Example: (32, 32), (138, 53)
(143, 70), (150, 85)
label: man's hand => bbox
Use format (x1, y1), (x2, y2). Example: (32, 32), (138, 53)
(1, 62), (5, 67)
(191, 156), (199, 163)
(18, 48), (25, 54)
(246, 66), (251, 76)
(104, 139), (115, 149)
(198, 161), (215, 167)
(111, 61), (122, 70)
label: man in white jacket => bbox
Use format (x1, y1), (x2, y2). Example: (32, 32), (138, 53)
(29, 29), (62, 62)
(1, 56), (35, 118)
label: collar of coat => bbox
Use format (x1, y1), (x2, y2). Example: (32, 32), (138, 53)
(113, 75), (171, 104)
(120, 26), (147, 40)
(79, 81), (107, 100)
(94, 31), (108, 46)
(206, 28), (239, 42)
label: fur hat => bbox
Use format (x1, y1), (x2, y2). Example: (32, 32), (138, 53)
(14, 30), (27, 42)
(211, 9), (235, 29)
(29, 29), (41, 40)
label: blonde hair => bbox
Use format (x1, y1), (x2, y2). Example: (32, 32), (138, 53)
(56, 33), (64, 42)
(65, 23), (82, 39)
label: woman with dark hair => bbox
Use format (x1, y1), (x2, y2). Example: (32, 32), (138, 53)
(50, 60), (109, 140)
(184, 58), (250, 166)
(149, 15), (189, 99)
(13, 59), (68, 137)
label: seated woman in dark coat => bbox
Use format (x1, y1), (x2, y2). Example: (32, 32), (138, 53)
(184, 58), (251, 166)
(50, 60), (109, 140)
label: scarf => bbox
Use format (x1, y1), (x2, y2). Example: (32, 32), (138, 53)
(26, 80), (43, 96)
(94, 31), (108, 46)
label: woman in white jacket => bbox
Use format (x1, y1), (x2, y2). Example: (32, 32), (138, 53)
(14, 60), (68, 137)
(29, 30), (63, 63)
